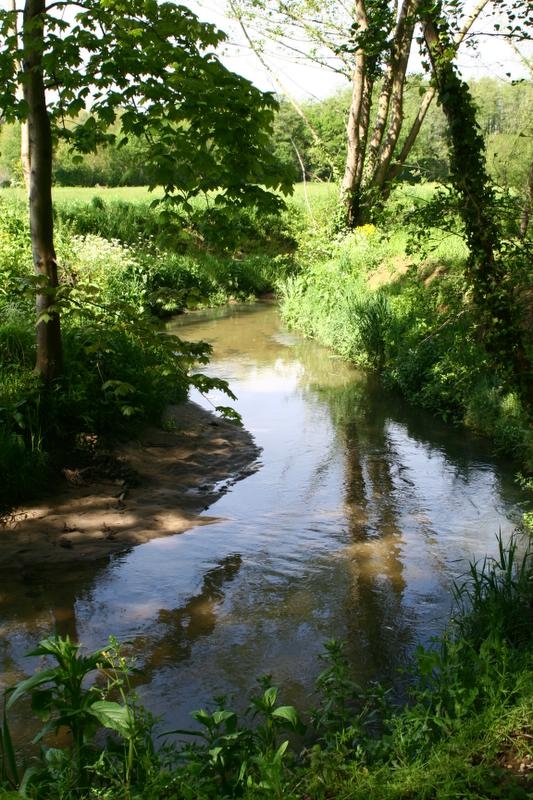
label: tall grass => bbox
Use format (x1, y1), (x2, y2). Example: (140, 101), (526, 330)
(278, 198), (533, 466)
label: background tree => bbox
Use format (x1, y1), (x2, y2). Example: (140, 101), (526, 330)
(0, 0), (290, 383)
(477, 77), (533, 237)
(0, 122), (24, 185)
(227, 0), (490, 226)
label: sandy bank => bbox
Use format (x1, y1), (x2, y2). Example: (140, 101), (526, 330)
(0, 402), (261, 568)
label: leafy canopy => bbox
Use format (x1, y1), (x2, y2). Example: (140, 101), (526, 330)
(0, 0), (292, 208)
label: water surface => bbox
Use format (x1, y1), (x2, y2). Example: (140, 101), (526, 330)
(0, 303), (527, 737)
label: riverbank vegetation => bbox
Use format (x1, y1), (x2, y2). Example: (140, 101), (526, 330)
(279, 178), (533, 469)
(0, 190), (296, 509)
(1, 534), (532, 799)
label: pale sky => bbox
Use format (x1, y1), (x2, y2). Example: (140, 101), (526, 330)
(186, 0), (533, 100)
(2, 0), (530, 100)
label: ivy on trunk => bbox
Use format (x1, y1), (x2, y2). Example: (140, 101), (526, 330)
(421, 1), (531, 398)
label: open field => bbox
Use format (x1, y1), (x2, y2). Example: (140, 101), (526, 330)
(0, 184), (164, 204)
(0, 180), (439, 217)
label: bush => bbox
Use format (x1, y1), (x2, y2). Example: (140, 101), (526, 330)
(55, 312), (194, 438)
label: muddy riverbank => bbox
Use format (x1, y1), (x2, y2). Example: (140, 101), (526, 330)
(0, 402), (260, 568)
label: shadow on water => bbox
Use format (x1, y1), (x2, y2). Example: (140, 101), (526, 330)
(1, 302), (530, 739)
(127, 554), (243, 678)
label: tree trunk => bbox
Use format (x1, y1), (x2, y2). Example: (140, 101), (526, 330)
(340, 0), (370, 228)
(380, 0), (491, 203)
(422, 8), (530, 395)
(369, 0), (416, 191)
(23, 0), (62, 381)
(341, 0), (418, 227)
(384, 85), (436, 188)
(519, 164), (532, 239)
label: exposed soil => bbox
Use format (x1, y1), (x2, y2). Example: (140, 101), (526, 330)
(0, 402), (261, 567)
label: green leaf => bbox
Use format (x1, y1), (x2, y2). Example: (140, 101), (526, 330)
(272, 705), (299, 725)
(215, 406), (242, 425)
(1, 706), (19, 787)
(190, 708), (220, 729)
(88, 700), (134, 738)
(262, 686), (278, 708)
(211, 709), (237, 726)
(6, 669), (59, 709)
(274, 739), (289, 762)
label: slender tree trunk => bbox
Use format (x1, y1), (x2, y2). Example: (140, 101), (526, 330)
(519, 164), (532, 239)
(341, 52), (368, 226)
(21, 122), (31, 191)
(382, 0), (490, 196)
(422, 8), (530, 395)
(10, 0), (31, 191)
(341, 0), (418, 226)
(384, 85), (436, 187)
(340, 0), (370, 228)
(355, 73), (373, 191)
(23, 0), (62, 381)
(370, 0), (416, 190)
(365, 65), (394, 179)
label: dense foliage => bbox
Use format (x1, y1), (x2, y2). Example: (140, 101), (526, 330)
(0, 190), (296, 509)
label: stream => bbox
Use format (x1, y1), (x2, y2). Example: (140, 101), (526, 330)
(0, 302), (529, 738)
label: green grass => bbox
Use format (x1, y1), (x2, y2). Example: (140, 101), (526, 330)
(0, 181), (338, 214)
(0, 184), (164, 204)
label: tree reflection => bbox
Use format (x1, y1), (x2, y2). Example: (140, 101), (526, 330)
(316, 379), (412, 686)
(127, 553), (243, 680)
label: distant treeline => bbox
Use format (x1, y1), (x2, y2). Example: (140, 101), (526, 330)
(274, 75), (533, 191)
(0, 75), (531, 191)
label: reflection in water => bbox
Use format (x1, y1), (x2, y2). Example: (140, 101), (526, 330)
(315, 380), (410, 682)
(1, 302), (529, 738)
(129, 554), (242, 678)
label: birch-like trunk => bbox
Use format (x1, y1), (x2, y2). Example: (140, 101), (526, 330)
(370, 0), (416, 190)
(519, 164), (532, 239)
(382, 0), (490, 191)
(340, 0), (370, 227)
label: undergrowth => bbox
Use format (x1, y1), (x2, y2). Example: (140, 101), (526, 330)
(0, 195), (296, 510)
(279, 195), (533, 470)
(1, 534), (532, 799)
